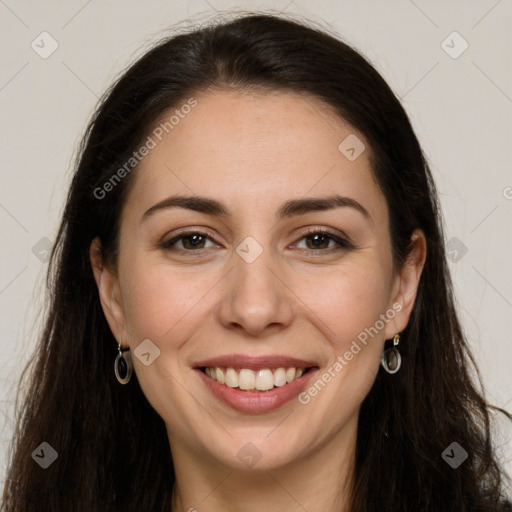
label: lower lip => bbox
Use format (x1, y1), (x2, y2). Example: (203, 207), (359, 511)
(195, 368), (318, 413)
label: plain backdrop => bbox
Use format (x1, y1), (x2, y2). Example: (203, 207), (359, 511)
(1, 0), (511, 489)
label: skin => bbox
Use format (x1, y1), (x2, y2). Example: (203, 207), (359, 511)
(90, 89), (426, 512)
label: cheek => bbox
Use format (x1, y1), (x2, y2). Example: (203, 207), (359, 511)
(120, 259), (210, 343)
(300, 258), (392, 345)
(296, 259), (391, 405)
(281, 260), (392, 449)
(119, 261), (213, 413)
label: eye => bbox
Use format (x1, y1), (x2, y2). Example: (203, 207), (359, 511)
(293, 229), (353, 253)
(160, 229), (218, 251)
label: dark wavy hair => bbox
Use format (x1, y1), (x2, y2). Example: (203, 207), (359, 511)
(2, 12), (511, 512)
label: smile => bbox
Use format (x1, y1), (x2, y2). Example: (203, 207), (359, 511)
(194, 355), (319, 413)
(202, 366), (310, 391)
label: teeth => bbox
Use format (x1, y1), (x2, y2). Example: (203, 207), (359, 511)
(225, 368), (238, 388)
(273, 368), (287, 387)
(286, 368), (296, 382)
(203, 366), (307, 391)
(255, 369), (274, 391)
(215, 367), (225, 384)
(239, 369), (255, 390)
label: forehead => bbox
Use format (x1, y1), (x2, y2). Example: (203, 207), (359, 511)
(125, 89), (387, 224)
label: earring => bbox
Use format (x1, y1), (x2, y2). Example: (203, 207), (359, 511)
(381, 333), (401, 374)
(114, 340), (133, 384)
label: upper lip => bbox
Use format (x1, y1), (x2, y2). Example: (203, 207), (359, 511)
(194, 354), (318, 370)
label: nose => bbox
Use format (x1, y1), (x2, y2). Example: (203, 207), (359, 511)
(217, 245), (295, 337)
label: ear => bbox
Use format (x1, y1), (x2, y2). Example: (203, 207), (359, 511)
(89, 237), (127, 345)
(384, 229), (427, 339)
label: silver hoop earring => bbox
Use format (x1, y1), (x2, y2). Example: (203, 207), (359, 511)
(381, 333), (401, 374)
(114, 340), (133, 385)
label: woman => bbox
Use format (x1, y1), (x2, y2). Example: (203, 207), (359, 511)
(2, 13), (511, 512)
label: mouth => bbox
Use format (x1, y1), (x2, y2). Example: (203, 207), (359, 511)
(193, 355), (319, 413)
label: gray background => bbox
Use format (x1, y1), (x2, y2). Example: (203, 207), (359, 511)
(1, 0), (511, 489)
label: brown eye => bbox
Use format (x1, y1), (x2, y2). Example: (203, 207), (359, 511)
(181, 233), (207, 249)
(161, 231), (217, 251)
(295, 230), (353, 253)
(304, 233), (332, 250)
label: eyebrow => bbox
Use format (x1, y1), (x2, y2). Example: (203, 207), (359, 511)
(141, 194), (372, 224)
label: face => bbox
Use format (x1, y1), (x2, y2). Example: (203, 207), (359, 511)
(92, 89), (425, 473)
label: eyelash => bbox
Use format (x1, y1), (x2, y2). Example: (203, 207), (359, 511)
(160, 227), (354, 255)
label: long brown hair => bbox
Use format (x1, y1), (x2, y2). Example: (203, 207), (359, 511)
(2, 13), (511, 511)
